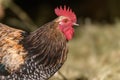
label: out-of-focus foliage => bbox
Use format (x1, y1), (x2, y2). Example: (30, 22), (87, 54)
(1, 0), (120, 27)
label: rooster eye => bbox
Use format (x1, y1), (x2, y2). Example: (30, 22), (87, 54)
(63, 19), (68, 23)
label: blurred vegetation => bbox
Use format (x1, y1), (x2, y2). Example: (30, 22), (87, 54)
(0, 0), (120, 80)
(0, 0), (120, 27)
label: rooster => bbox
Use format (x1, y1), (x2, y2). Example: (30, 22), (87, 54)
(0, 5), (78, 80)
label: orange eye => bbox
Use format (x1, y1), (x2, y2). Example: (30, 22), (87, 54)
(63, 19), (68, 23)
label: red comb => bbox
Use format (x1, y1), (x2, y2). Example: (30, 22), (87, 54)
(55, 5), (77, 23)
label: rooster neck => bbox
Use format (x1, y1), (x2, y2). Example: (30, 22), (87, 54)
(24, 22), (68, 67)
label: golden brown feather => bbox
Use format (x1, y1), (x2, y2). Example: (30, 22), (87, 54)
(0, 23), (27, 73)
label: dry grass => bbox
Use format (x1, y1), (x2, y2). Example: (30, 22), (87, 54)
(50, 20), (120, 80)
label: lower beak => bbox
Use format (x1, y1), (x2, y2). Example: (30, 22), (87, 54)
(73, 23), (79, 26)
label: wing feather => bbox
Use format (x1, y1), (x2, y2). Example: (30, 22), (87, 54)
(0, 23), (28, 74)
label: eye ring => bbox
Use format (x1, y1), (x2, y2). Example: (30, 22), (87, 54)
(63, 19), (68, 23)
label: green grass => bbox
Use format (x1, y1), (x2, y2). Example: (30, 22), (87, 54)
(50, 20), (120, 80)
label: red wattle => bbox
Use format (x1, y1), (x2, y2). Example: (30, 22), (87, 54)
(64, 27), (74, 40)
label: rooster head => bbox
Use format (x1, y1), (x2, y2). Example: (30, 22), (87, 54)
(54, 5), (78, 41)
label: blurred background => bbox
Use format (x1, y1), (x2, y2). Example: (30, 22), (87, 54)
(1, 0), (120, 80)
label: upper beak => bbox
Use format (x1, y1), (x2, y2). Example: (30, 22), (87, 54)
(73, 23), (79, 26)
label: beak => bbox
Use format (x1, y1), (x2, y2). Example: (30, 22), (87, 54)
(73, 23), (79, 26)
